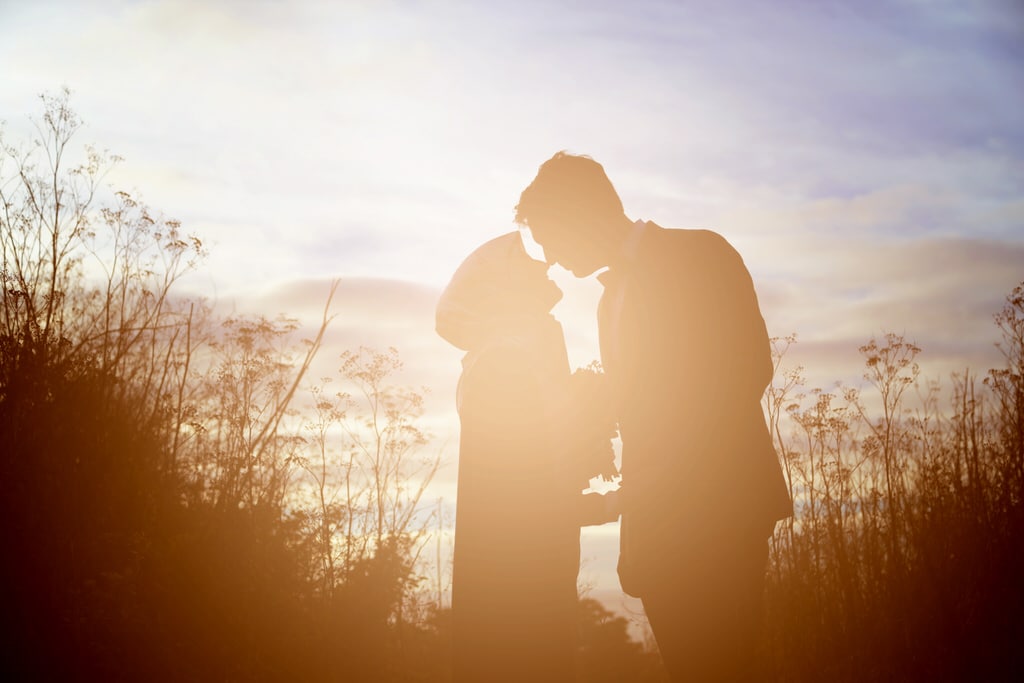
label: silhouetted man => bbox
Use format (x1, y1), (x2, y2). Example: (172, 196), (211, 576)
(515, 152), (793, 682)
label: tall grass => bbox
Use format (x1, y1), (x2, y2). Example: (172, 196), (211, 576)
(0, 90), (447, 680)
(759, 291), (1024, 681)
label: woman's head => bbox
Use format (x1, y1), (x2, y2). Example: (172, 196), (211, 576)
(436, 231), (562, 351)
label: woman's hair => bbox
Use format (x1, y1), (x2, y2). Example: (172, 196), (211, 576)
(436, 231), (561, 351)
(514, 151), (624, 230)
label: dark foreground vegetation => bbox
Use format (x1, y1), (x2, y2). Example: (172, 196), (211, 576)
(759, 317), (1024, 681)
(2, 93), (1022, 681)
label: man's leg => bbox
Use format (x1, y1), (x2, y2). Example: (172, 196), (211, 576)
(641, 535), (769, 682)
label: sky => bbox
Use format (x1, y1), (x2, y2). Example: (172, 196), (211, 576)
(3, 0), (1023, 624)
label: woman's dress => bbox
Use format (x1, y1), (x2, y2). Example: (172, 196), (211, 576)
(451, 318), (582, 683)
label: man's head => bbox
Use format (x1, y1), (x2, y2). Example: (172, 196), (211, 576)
(514, 151), (630, 277)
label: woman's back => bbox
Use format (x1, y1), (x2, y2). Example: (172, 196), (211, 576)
(436, 230), (595, 682)
(451, 321), (581, 683)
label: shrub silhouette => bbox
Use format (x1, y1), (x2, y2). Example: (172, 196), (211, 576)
(0, 92), (442, 680)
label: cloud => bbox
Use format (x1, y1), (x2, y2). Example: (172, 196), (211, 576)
(223, 275), (453, 375)
(219, 275), (462, 459)
(752, 235), (1022, 392)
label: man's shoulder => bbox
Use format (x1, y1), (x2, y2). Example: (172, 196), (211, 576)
(641, 223), (734, 255)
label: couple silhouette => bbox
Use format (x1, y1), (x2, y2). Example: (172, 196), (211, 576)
(436, 152), (793, 682)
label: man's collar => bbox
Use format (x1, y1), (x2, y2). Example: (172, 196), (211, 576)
(623, 219), (647, 261)
(599, 219), (648, 285)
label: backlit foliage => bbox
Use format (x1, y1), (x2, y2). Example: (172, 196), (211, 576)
(760, 308), (1024, 681)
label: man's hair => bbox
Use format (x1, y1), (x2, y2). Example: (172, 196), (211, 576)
(514, 151), (624, 229)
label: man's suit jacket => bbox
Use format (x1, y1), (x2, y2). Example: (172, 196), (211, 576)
(599, 222), (792, 595)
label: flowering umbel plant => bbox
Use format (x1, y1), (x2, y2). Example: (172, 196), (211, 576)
(567, 362), (619, 486)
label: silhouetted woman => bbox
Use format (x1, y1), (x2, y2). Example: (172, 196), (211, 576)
(436, 231), (617, 683)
